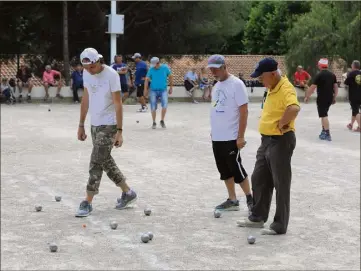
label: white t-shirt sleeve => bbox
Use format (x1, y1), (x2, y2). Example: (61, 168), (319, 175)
(234, 80), (249, 106)
(83, 70), (90, 89)
(110, 71), (121, 93)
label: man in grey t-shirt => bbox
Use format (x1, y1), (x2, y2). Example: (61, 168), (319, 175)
(208, 55), (253, 213)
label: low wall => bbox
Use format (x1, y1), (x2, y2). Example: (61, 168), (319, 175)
(10, 86), (349, 103)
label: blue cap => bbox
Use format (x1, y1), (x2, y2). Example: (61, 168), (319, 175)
(207, 54), (225, 68)
(250, 58), (278, 78)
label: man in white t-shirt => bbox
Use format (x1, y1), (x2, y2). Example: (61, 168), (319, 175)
(75, 48), (137, 217)
(184, 68), (199, 103)
(208, 54), (253, 213)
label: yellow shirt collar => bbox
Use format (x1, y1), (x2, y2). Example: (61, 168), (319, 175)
(269, 76), (288, 94)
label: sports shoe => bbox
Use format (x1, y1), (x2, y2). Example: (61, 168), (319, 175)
(260, 228), (278, 235)
(324, 134), (332, 141)
(137, 106), (148, 112)
(27, 95), (31, 103)
(75, 200), (93, 217)
(18, 95), (23, 103)
(236, 216), (264, 228)
(319, 130), (326, 140)
(160, 120), (166, 128)
(115, 190), (137, 209)
(247, 201), (253, 216)
(56, 94), (64, 99)
(215, 199), (240, 211)
(152, 122), (156, 129)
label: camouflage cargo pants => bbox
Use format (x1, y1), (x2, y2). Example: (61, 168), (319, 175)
(87, 125), (126, 196)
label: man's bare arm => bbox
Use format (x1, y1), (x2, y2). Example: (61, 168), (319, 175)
(279, 105), (300, 128)
(305, 84), (317, 99)
(144, 77), (150, 93)
(333, 83), (338, 98)
(112, 91), (123, 130)
(79, 88), (89, 125)
(238, 103), (248, 139)
(168, 74), (173, 88)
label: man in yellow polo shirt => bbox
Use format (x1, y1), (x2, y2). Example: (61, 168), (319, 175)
(237, 58), (300, 235)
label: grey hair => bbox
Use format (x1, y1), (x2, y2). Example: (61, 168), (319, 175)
(45, 65), (51, 69)
(352, 60), (360, 70)
(277, 69), (282, 76)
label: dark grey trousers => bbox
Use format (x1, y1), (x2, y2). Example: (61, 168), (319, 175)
(251, 131), (296, 234)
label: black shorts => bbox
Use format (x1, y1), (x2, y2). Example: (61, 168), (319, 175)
(350, 99), (361, 116)
(212, 140), (248, 184)
(136, 84), (144, 97)
(184, 80), (194, 91)
(317, 98), (333, 118)
(121, 83), (129, 93)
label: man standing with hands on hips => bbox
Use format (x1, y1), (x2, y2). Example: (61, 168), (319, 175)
(237, 58), (300, 235)
(208, 55), (253, 213)
(76, 48), (137, 217)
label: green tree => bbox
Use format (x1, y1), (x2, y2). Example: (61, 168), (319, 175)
(243, 1), (311, 55)
(285, 1), (361, 78)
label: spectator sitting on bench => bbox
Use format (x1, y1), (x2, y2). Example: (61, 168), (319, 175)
(42, 65), (63, 101)
(294, 65), (311, 90)
(16, 64), (34, 103)
(184, 67), (199, 103)
(71, 63), (83, 103)
(199, 67), (212, 101)
(1, 77), (15, 104)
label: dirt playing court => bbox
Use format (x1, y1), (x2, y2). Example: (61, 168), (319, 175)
(1, 102), (360, 270)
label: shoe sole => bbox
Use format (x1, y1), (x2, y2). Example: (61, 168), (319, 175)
(215, 206), (240, 212)
(236, 220), (264, 228)
(115, 197), (137, 210)
(75, 212), (91, 217)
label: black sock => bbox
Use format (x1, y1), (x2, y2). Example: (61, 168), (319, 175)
(246, 194), (253, 203)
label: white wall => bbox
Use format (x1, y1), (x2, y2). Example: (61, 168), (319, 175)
(11, 86), (349, 101)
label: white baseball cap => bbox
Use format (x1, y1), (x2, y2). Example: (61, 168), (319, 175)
(150, 57), (160, 67)
(132, 53), (141, 59)
(318, 58), (329, 68)
(80, 48), (102, 65)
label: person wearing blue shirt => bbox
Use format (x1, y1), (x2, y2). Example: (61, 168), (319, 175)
(144, 57), (173, 129)
(132, 53), (148, 112)
(71, 64), (84, 103)
(112, 55), (129, 102)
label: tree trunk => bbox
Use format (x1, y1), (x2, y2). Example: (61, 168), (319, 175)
(63, 1), (70, 86)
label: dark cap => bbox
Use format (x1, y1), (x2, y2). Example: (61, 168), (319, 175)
(250, 58), (278, 78)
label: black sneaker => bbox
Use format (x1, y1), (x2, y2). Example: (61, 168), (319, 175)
(160, 120), (166, 128)
(152, 122), (156, 129)
(27, 95), (31, 103)
(215, 199), (240, 211)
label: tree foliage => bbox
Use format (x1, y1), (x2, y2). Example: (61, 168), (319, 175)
(0, 1), (250, 63)
(243, 1), (311, 55)
(285, 1), (361, 78)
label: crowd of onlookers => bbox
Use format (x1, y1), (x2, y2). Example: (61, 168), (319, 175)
(0, 58), (352, 106)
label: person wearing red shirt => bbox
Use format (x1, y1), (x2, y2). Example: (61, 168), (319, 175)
(294, 65), (311, 89)
(42, 65), (63, 101)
